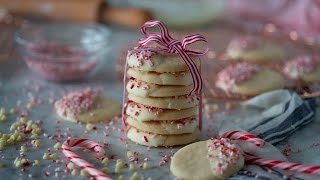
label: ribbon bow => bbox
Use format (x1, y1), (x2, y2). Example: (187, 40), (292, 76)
(139, 20), (208, 95)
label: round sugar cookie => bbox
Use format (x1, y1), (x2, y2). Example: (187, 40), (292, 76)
(300, 67), (320, 83)
(128, 94), (199, 110)
(126, 116), (198, 135)
(126, 78), (192, 97)
(55, 89), (121, 123)
(127, 48), (200, 73)
(127, 68), (193, 86)
(170, 138), (244, 180)
(216, 63), (285, 96)
(126, 102), (198, 121)
(232, 70), (285, 96)
(127, 126), (200, 147)
(227, 36), (285, 62)
(283, 55), (320, 83)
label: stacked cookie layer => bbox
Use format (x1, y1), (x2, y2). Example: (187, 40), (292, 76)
(124, 48), (200, 147)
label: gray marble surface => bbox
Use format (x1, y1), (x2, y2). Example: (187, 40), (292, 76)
(1, 25), (320, 180)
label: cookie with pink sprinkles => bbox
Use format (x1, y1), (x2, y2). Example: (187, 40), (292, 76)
(54, 88), (121, 123)
(216, 62), (285, 96)
(226, 36), (285, 63)
(170, 137), (244, 180)
(283, 55), (320, 83)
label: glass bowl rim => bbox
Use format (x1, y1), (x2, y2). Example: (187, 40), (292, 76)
(15, 22), (112, 48)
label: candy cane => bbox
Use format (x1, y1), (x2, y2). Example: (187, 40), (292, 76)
(222, 131), (320, 176)
(61, 138), (113, 180)
(221, 130), (266, 147)
(245, 153), (320, 175)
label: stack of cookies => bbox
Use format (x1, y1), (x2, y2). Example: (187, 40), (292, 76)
(124, 48), (200, 147)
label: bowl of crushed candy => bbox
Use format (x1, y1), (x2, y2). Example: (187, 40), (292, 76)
(15, 23), (111, 82)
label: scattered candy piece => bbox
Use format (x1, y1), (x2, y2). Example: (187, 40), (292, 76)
(20, 145), (27, 152)
(32, 140), (42, 148)
(101, 157), (109, 165)
(26, 102), (33, 110)
(67, 162), (75, 170)
(33, 160), (41, 167)
(43, 153), (50, 160)
(130, 172), (140, 180)
(49, 153), (57, 160)
(142, 162), (149, 170)
(115, 159), (125, 173)
(53, 142), (61, 150)
(101, 167), (108, 173)
(118, 175), (125, 180)
(86, 123), (94, 131)
(71, 169), (80, 176)
(9, 108), (16, 114)
(80, 169), (89, 176)
(129, 163), (136, 171)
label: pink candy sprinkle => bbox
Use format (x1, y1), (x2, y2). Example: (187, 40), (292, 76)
(284, 55), (320, 77)
(24, 43), (96, 82)
(207, 138), (241, 175)
(143, 136), (149, 142)
(55, 88), (101, 116)
(159, 155), (170, 167)
(216, 62), (261, 91)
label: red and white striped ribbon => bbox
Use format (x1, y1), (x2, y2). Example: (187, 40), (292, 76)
(61, 138), (113, 180)
(138, 20), (208, 95)
(222, 131), (320, 176)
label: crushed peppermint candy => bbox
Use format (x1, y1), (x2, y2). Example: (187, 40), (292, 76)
(159, 155), (170, 167)
(283, 55), (320, 79)
(127, 101), (163, 116)
(128, 48), (157, 68)
(216, 62), (261, 91)
(207, 138), (241, 175)
(128, 78), (150, 90)
(227, 36), (263, 52)
(55, 88), (101, 116)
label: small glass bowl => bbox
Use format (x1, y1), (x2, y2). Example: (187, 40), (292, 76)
(15, 23), (111, 82)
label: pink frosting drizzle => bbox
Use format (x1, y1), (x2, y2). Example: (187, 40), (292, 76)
(55, 88), (101, 116)
(216, 62), (261, 91)
(207, 138), (241, 175)
(284, 55), (320, 76)
(227, 36), (263, 52)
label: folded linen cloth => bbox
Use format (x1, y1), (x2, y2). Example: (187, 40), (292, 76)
(218, 89), (317, 145)
(215, 89), (318, 179)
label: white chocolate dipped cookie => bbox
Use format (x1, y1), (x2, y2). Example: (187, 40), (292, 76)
(128, 94), (199, 110)
(127, 68), (193, 86)
(126, 101), (198, 121)
(127, 48), (200, 73)
(55, 88), (121, 123)
(216, 62), (285, 96)
(170, 138), (244, 180)
(283, 55), (320, 83)
(227, 36), (285, 63)
(126, 78), (192, 97)
(126, 116), (198, 135)
(127, 126), (200, 147)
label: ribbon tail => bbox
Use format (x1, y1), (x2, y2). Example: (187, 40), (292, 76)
(174, 46), (202, 95)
